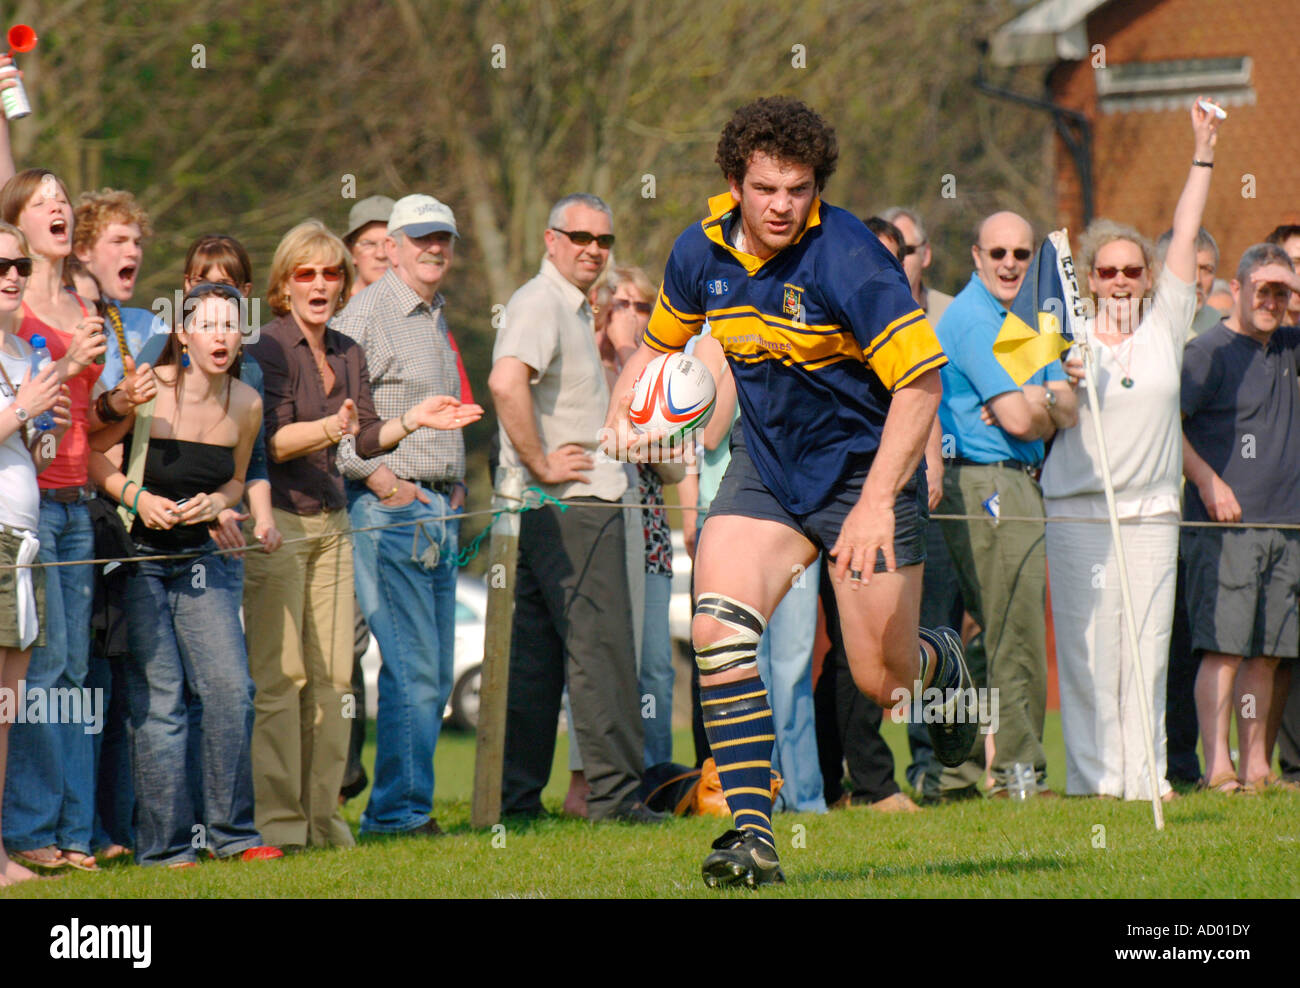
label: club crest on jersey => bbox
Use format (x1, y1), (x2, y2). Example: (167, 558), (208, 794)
(783, 283), (805, 322)
(706, 278), (730, 296)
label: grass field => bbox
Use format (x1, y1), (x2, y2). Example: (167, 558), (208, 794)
(5, 714), (1297, 899)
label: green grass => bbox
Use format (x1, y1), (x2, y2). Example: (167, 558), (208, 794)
(6, 716), (1297, 898)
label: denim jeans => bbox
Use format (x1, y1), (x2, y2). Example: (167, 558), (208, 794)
(87, 645), (134, 851)
(640, 572), (674, 767)
(124, 549), (260, 866)
(3, 501), (95, 853)
(756, 556), (826, 813)
(347, 484), (458, 834)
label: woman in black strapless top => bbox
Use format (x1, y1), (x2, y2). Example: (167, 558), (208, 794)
(89, 288), (282, 867)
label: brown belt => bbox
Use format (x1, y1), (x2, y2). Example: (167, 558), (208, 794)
(40, 484), (97, 504)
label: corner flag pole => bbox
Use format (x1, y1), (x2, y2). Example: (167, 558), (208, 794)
(1050, 231), (1165, 831)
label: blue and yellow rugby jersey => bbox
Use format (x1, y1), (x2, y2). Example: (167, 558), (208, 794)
(644, 192), (946, 515)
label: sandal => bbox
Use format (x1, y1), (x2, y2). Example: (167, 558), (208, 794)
(1197, 772), (1242, 794)
(60, 851), (99, 872)
(12, 846), (66, 871)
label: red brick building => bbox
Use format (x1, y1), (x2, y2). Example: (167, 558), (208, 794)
(992, 0), (1300, 271)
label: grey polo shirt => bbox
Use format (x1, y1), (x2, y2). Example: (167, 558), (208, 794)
(493, 258), (627, 502)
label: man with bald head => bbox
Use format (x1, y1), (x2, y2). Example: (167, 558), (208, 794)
(930, 210), (1077, 799)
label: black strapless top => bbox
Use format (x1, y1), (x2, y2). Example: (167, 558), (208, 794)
(130, 437), (236, 552)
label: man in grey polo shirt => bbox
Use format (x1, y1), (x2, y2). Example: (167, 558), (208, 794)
(1181, 243), (1300, 793)
(334, 193), (467, 836)
(488, 192), (651, 822)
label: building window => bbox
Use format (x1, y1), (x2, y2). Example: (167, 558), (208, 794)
(1095, 57), (1254, 114)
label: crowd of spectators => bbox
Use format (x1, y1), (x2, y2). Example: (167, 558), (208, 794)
(0, 90), (1297, 886)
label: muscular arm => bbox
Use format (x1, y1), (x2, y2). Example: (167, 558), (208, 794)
(832, 368), (942, 583)
(863, 369), (943, 507)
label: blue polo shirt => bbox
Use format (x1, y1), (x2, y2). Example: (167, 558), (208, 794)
(935, 272), (1065, 465)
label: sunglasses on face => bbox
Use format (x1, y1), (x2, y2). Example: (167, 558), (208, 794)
(611, 298), (652, 314)
(291, 265), (344, 283)
(0, 257), (33, 277)
(979, 246), (1032, 262)
(900, 243), (922, 258)
(550, 228), (616, 250)
(1095, 265), (1146, 280)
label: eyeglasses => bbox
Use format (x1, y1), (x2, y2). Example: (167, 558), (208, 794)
(900, 241), (925, 258)
(550, 228), (616, 250)
(611, 298), (652, 314)
(1094, 265), (1146, 280)
(978, 246), (1032, 262)
(291, 265), (344, 283)
(0, 257), (33, 277)
(354, 239), (385, 254)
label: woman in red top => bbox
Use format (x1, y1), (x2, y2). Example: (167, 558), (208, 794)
(0, 169), (153, 872)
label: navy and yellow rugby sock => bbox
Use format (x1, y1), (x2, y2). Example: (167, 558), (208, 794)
(701, 677), (776, 849)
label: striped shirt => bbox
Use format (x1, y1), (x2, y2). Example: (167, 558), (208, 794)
(333, 268), (464, 483)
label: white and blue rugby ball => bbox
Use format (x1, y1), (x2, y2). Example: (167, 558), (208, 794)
(629, 351), (716, 439)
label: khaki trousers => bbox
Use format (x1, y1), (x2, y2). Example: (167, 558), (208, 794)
(243, 507), (356, 848)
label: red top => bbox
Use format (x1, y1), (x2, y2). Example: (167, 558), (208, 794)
(445, 327), (474, 403)
(19, 304), (102, 488)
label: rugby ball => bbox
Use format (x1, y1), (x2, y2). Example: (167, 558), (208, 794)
(629, 352), (716, 438)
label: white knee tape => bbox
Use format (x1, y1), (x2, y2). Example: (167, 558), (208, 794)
(694, 593), (766, 674)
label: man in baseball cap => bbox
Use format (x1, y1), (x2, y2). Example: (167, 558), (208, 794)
(332, 193), (472, 837)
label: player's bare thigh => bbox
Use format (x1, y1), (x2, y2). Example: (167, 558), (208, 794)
(692, 513), (817, 686)
(830, 562), (924, 706)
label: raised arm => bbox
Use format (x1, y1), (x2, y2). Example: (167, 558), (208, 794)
(1164, 98), (1222, 285)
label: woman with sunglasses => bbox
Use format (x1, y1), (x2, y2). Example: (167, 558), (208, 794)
(244, 220), (480, 850)
(1041, 99), (1221, 801)
(0, 169), (155, 874)
(89, 287), (282, 867)
(0, 222), (72, 885)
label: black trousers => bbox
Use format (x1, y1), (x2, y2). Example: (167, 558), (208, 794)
(814, 558), (900, 804)
(1278, 665), (1300, 782)
(501, 499), (643, 819)
(1165, 556), (1202, 783)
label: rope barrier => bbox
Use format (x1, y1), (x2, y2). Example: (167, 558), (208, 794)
(3, 488), (1295, 572)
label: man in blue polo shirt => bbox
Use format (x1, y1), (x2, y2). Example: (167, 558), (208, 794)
(933, 210), (1077, 799)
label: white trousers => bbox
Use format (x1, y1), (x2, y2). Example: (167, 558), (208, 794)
(1046, 509), (1176, 799)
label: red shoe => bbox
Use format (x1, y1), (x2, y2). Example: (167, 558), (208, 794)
(240, 846), (285, 862)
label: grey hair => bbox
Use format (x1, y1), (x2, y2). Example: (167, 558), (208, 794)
(1077, 218), (1154, 279)
(1154, 226), (1218, 266)
(1234, 242), (1294, 285)
(880, 206), (925, 243)
(547, 193), (613, 231)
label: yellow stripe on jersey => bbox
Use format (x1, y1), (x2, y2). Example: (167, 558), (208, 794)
(645, 286), (703, 353)
(710, 310), (866, 369)
(863, 309), (945, 392)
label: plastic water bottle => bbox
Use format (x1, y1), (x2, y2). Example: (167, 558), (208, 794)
(27, 334), (55, 431)
(1009, 762), (1035, 801)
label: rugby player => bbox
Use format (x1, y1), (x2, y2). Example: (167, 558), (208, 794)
(606, 96), (977, 887)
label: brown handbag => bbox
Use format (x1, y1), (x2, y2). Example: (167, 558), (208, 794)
(644, 758), (784, 817)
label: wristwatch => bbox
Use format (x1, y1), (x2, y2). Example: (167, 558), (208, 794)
(1044, 390), (1058, 408)
(11, 404), (29, 423)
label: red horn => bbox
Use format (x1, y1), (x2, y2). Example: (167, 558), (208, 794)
(7, 25), (37, 53)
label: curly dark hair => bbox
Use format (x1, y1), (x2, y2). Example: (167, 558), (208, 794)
(715, 96), (839, 191)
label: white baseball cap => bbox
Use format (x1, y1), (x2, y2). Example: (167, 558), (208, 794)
(387, 194), (459, 238)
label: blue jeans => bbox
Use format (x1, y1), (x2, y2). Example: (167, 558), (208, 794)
(3, 501), (95, 853)
(640, 572), (674, 767)
(756, 556), (826, 813)
(87, 645), (134, 851)
(123, 549), (260, 866)
(347, 484), (458, 834)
